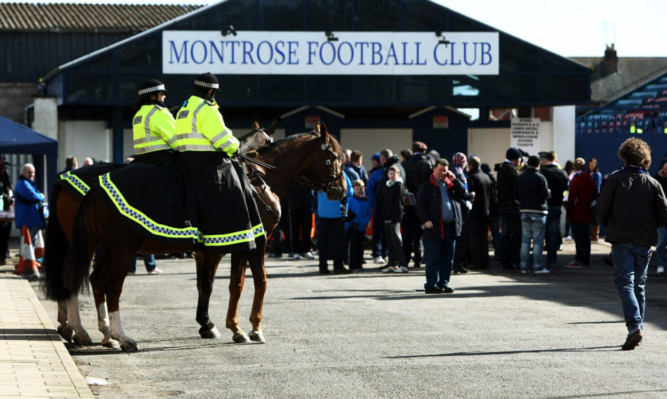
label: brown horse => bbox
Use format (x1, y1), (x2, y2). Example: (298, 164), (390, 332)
(43, 123), (346, 351)
(41, 123), (277, 346)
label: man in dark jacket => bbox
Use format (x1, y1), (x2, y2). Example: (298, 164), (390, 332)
(515, 155), (551, 274)
(497, 147), (524, 269)
(416, 158), (466, 294)
(401, 141), (433, 267)
(597, 138), (667, 350)
(539, 151), (569, 268)
(467, 156), (494, 269)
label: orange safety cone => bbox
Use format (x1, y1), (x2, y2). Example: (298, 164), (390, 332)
(34, 229), (45, 261)
(13, 226), (26, 275)
(14, 226), (40, 279)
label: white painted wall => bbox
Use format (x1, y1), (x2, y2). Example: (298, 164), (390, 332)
(468, 127), (510, 168)
(340, 128), (412, 172)
(58, 121), (112, 166)
(552, 105), (576, 164)
(33, 97), (58, 140)
(468, 107), (576, 169)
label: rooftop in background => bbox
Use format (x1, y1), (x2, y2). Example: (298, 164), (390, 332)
(571, 46), (667, 104)
(0, 2), (202, 33)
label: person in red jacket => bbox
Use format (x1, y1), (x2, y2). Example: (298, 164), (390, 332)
(565, 158), (598, 267)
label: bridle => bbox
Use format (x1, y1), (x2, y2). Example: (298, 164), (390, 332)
(238, 135), (344, 193)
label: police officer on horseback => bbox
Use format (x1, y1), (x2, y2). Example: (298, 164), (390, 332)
(172, 73), (239, 155)
(131, 79), (177, 165)
(172, 72), (264, 252)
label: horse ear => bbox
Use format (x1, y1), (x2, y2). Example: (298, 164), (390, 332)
(319, 121), (329, 141)
(246, 150), (259, 158)
(266, 119), (278, 136)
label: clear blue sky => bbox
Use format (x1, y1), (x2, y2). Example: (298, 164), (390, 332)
(4, 0), (665, 57)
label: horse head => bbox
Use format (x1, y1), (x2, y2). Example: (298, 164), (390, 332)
(238, 118), (278, 154)
(314, 122), (347, 201)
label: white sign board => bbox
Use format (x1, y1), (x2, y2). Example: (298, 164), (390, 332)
(511, 118), (541, 156)
(162, 31), (499, 75)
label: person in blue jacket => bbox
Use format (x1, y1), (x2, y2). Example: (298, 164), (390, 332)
(346, 179), (372, 271)
(14, 163), (47, 244)
(316, 172), (353, 275)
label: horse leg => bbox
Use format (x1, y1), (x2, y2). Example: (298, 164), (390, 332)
(195, 252), (222, 339)
(227, 253), (251, 343)
(56, 299), (74, 342)
(88, 247), (115, 347)
(66, 294), (93, 345)
(90, 247), (137, 351)
(247, 246), (267, 343)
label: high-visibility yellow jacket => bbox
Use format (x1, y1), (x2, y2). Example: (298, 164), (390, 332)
(173, 96), (239, 155)
(132, 105), (176, 155)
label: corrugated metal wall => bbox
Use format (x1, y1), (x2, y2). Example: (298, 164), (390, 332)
(0, 32), (130, 82)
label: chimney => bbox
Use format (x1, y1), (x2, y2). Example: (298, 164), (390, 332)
(603, 43), (618, 74)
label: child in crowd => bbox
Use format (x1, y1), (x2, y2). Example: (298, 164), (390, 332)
(382, 165), (408, 273)
(346, 180), (372, 271)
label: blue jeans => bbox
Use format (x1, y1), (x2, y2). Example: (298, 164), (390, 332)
(571, 222), (591, 265)
(519, 212), (546, 272)
(130, 254), (157, 273)
(612, 243), (650, 332)
(545, 206), (562, 267)
(423, 224), (456, 289)
(656, 226), (667, 268)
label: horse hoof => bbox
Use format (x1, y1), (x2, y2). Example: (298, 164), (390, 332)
(199, 327), (221, 339)
(57, 325), (74, 343)
(102, 339), (120, 349)
(73, 333), (93, 345)
(249, 330), (265, 344)
(232, 332), (251, 344)
(120, 340), (138, 352)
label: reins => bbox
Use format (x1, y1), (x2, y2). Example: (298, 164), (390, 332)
(238, 153), (343, 192)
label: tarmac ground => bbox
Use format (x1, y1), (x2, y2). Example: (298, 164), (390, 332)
(2, 236), (667, 398)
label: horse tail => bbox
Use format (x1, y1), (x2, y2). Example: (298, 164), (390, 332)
(41, 184), (73, 301)
(62, 191), (96, 296)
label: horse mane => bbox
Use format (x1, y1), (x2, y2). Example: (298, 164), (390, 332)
(255, 132), (316, 155)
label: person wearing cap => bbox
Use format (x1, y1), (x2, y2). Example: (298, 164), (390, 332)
(173, 72), (239, 155)
(131, 79), (176, 165)
(497, 147), (524, 270)
(514, 155), (551, 274)
(401, 141), (433, 268)
(597, 138), (667, 350)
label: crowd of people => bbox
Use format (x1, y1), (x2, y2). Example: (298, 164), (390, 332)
(1, 74), (665, 351)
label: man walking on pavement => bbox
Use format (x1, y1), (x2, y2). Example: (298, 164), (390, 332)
(597, 138), (667, 350)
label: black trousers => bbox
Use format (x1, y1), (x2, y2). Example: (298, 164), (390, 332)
(401, 205), (423, 265)
(289, 208), (312, 254)
(470, 218), (490, 268)
(318, 217), (345, 271)
(454, 210), (471, 268)
(0, 221), (11, 259)
(500, 210), (521, 269)
(348, 229), (366, 270)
